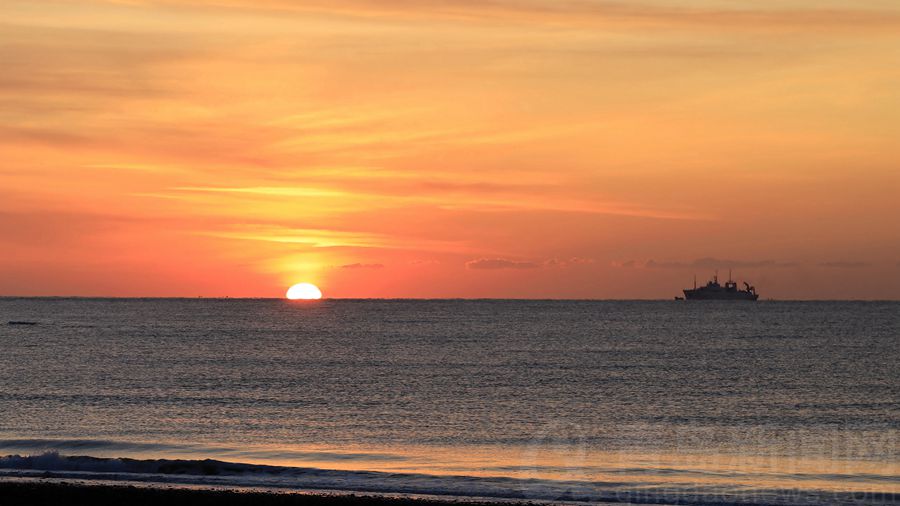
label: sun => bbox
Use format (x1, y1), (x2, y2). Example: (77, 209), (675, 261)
(286, 283), (323, 300)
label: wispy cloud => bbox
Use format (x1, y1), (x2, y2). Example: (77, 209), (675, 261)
(466, 256), (594, 270)
(79, 0), (900, 31)
(340, 262), (384, 269)
(410, 259), (440, 266)
(614, 257), (799, 269)
(175, 186), (347, 198)
(819, 261), (870, 268)
(0, 126), (93, 147)
(466, 258), (541, 270)
(543, 257), (595, 268)
(171, 185), (706, 221)
(202, 226), (388, 249)
(200, 224), (473, 254)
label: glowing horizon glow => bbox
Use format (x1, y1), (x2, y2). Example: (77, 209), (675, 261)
(286, 283), (323, 300)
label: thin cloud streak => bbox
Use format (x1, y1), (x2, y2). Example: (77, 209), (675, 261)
(466, 258), (541, 270)
(175, 186), (348, 198)
(819, 261), (870, 268)
(202, 225), (475, 254)
(171, 186), (709, 221)
(466, 257), (595, 270)
(614, 258), (800, 269)
(82, 0), (900, 31)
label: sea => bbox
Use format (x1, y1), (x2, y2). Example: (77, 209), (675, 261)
(0, 299), (897, 505)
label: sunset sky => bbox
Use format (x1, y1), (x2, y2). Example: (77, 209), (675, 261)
(2, 0), (899, 298)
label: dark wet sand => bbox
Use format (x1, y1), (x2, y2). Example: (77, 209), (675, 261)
(0, 481), (538, 506)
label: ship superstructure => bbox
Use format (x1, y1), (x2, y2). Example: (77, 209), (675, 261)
(682, 271), (758, 301)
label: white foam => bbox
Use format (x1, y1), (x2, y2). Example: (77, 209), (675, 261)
(1, 452), (896, 506)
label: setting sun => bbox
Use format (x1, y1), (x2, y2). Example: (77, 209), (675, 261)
(286, 283), (323, 300)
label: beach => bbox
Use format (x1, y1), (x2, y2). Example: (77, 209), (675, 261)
(0, 481), (535, 506)
(3, 479), (898, 506)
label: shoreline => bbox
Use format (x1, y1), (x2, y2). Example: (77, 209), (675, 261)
(2, 449), (898, 506)
(0, 480), (611, 506)
(5, 479), (897, 506)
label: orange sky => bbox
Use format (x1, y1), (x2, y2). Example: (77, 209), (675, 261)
(2, 0), (899, 299)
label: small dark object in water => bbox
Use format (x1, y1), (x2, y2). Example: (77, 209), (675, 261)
(8, 321), (38, 326)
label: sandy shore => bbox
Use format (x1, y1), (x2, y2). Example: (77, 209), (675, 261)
(0, 481), (547, 506)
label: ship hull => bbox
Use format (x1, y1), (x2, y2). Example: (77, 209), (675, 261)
(683, 289), (758, 301)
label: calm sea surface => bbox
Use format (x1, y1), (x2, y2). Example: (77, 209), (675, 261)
(0, 299), (897, 504)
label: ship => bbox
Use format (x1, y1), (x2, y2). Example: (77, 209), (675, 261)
(680, 271), (759, 301)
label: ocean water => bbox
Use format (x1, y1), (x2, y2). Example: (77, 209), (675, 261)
(0, 299), (897, 505)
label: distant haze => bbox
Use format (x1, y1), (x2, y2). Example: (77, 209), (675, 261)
(1, 0), (899, 299)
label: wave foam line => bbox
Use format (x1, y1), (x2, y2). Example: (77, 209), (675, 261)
(0, 439), (407, 463)
(1, 453), (897, 506)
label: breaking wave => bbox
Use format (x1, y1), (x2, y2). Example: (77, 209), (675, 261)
(1, 452), (897, 506)
(0, 438), (405, 463)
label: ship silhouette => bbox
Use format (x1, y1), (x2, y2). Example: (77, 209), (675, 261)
(680, 271), (758, 301)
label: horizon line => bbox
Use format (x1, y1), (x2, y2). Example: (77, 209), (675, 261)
(2, 296), (900, 302)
